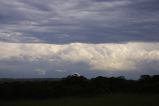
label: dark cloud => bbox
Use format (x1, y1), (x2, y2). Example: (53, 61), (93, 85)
(0, 0), (159, 44)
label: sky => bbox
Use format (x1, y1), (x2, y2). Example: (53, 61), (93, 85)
(0, 0), (159, 79)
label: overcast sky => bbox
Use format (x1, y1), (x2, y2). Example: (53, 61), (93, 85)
(0, 0), (159, 79)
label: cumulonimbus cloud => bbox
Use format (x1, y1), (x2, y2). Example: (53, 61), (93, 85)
(0, 42), (159, 72)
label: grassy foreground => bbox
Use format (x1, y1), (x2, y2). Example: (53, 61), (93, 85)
(0, 94), (159, 106)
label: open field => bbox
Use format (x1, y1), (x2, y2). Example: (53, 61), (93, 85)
(0, 94), (159, 106)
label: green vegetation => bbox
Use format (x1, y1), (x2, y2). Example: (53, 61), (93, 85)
(1, 94), (159, 106)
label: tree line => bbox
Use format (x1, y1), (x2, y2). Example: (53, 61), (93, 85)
(0, 74), (159, 99)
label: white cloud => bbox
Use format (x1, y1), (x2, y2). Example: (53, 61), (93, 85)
(55, 69), (67, 73)
(35, 68), (46, 75)
(0, 42), (159, 72)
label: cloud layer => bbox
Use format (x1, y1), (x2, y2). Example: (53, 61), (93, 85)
(0, 0), (159, 43)
(0, 0), (159, 78)
(0, 42), (159, 78)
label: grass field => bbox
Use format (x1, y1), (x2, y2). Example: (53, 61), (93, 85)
(0, 94), (159, 106)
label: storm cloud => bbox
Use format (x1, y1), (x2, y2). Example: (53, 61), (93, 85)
(0, 0), (159, 43)
(0, 0), (159, 78)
